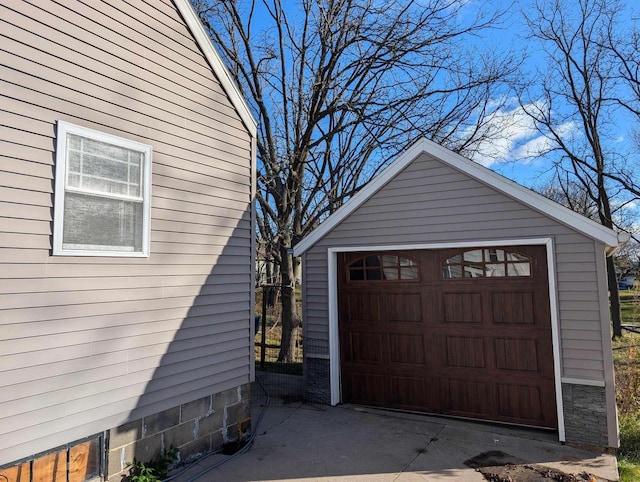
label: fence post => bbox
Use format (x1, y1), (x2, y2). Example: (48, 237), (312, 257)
(260, 285), (267, 368)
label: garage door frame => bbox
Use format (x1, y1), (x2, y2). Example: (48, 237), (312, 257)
(325, 237), (566, 441)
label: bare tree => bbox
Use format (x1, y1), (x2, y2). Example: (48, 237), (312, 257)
(195, 0), (518, 360)
(517, 0), (640, 337)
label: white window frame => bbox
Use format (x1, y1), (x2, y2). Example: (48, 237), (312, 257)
(53, 121), (152, 257)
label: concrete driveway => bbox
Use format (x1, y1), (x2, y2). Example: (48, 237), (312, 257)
(168, 397), (618, 482)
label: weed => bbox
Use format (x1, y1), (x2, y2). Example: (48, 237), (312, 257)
(126, 446), (179, 482)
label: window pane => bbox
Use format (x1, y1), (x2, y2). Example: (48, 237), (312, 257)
(400, 266), (418, 280)
(463, 249), (483, 262)
(485, 263), (505, 277)
(349, 269), (364, 281)
(365, 255), (381, 268)
(381, 255), (398, 268)
(351, 259), (364, 268)
(366, 268), (382, 280)
(382, 267), (399, 280)
(67, 134), (143, 198)
(485, 249), (504, 262)
(464, 264), (483, 277)
(63, 192), (143, 251)
(443, 264), (463, 278)
(399, 257), (416, 267)
(508, 262), (531, 276)
(506, 251), (528, 262)
(444, 254), (462, 264)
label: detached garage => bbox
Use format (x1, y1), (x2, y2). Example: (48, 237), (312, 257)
(293, 138), (628, 449)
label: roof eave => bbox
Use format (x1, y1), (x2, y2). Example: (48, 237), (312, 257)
(294, 137), (623, 256)
(174, 0), (257, 138)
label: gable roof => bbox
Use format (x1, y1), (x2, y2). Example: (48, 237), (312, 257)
(294, 137), (628, 255)
(174, 0), (256, 138)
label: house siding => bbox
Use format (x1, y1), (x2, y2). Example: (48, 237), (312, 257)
(0, 0), (253, 468)
(304, 153), (607, 383)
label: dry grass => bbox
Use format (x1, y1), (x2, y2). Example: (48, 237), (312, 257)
(614, 287), (640, 481)
(254, 286), (303, 371)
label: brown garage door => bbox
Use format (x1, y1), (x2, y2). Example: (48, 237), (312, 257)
(338, 246), (557, 429)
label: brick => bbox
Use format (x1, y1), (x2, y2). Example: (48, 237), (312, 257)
(211, 429), (224, 451)
(178, 436), (211, 463)
(213, 387), (240, 410)
(240, 383), (251, 401)
(143, 407), (180, 436)
(164, 421), (196, 449)
(226, 401), (251, 426)
(131, 433), (163, 465)
(198, 410), (224, 436)
(109, 419), (143, 449)
(181, 396), (212, 422)
(107, 445), (131, 479)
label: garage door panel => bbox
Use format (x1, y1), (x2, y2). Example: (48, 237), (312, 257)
(389, 334), (426, 364)
(345, 292), (382, 322)
(390, 376), (436, 411)
(387, 292), (422, 322)
(344, 372), (386, 406)
(445, 379), (492, 417)
(497, 382), (556, 427)
(345, 332), (384, 363)
(491, 291), (535, 324)
(442, 292), (483, 323)
(494, 337), (540, 372)
(445, 336), (486, 368)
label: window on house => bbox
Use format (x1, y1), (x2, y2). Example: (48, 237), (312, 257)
(348, 254), (419, 281)
(53, 121), (152, 256)
(442, 248), (531, 279)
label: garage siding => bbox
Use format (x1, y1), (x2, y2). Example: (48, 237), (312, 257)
(0, 0), (253, 466)
(304, 153), (605, 382)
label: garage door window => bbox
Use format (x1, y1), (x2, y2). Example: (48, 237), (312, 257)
(348, 255), (419, 281)
(442, 248), (531, 279)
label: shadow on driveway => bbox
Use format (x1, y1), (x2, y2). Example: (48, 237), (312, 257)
(168, 395), (618, 482)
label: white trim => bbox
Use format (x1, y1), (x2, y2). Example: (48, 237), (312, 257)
(294, 137), (621, 256)
(326, 238), (566, 437)
(561, 377), (606, 387)
(328, 250), (341, 405)
(53, 121), (152, 257)
(545, 238), (565, 442)
(174, 0), (257, 138)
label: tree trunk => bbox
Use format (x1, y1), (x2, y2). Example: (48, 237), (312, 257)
(607, 255), (623, 338)
(277, 242), (299, 362)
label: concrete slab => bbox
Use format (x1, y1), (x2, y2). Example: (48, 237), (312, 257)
(167, 400), (618, 482)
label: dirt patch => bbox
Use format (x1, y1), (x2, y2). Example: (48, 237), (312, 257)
(464, 451), (602, 482)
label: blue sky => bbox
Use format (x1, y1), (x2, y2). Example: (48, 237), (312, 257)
(454, 0), (640, 229)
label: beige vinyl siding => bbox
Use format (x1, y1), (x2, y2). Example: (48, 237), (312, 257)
(304, 153), (606, 381)
(0, 0), (253, 466)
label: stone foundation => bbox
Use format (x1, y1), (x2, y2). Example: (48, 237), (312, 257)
(304, 356), (331, 404)
(107, 383), (251, 481)
(562, 383), (608, 448)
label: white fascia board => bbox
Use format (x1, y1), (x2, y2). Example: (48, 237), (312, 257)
(174, 0), (257, 138)
(293, 137), (621, 255)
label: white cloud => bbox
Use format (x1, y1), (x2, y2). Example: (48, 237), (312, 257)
(464, 101), (578, 167)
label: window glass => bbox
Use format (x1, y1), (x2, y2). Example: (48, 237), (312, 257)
(443, 248), (532, 279)
(348, 254), (419, 281)
(463, 249), (483, 262)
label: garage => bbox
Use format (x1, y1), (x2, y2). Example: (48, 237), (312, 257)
(294, 137), (627, 448)
(338, 246), (556, 428)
